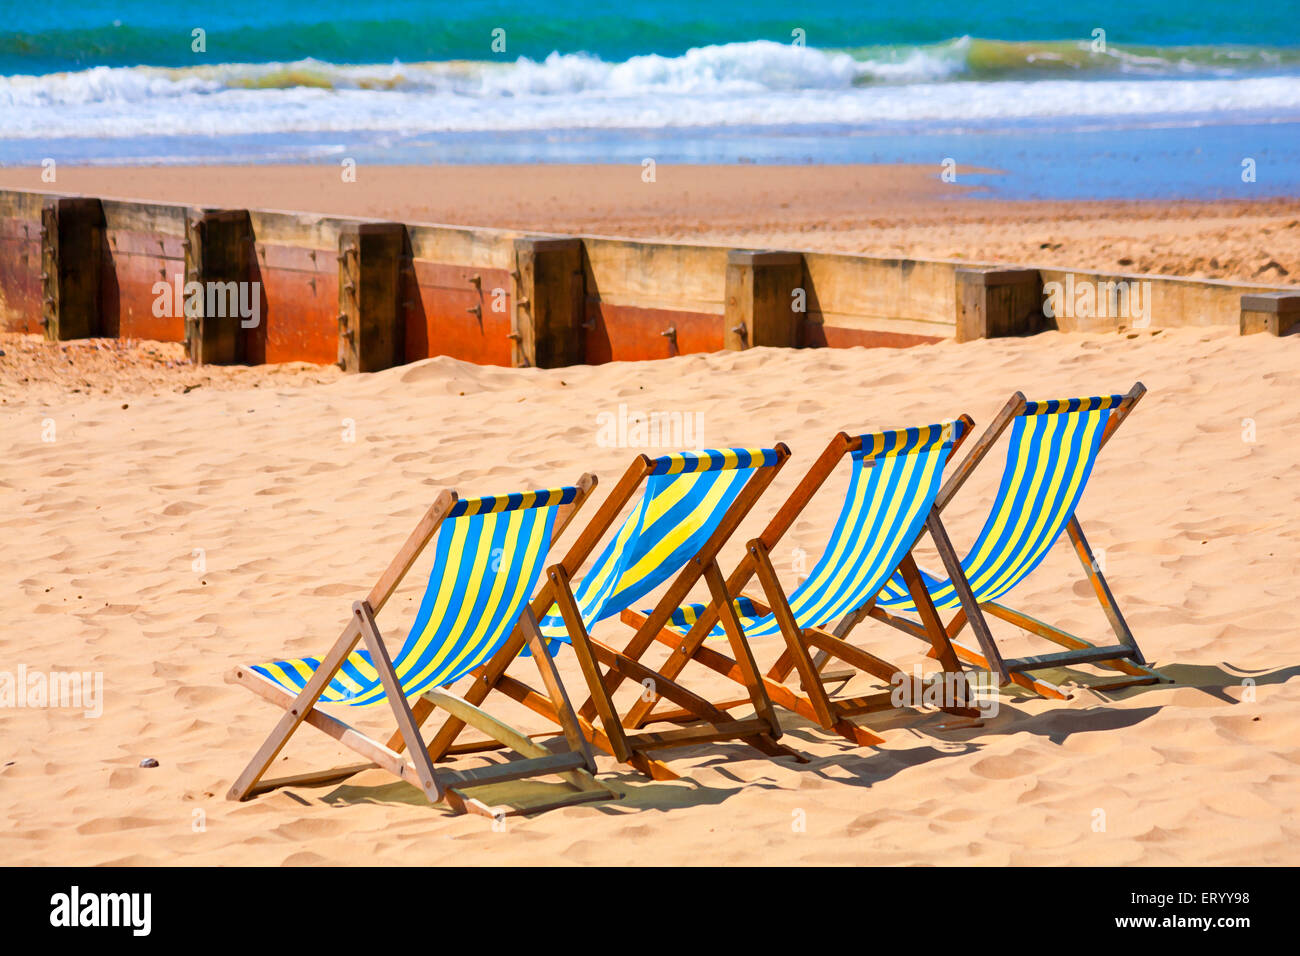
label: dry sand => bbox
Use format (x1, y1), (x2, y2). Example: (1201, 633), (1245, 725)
(2, 325), (1297, 865)
(2, 164), (1298, 284)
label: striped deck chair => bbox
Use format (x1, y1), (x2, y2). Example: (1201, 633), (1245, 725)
(422, 447), (804, 782)
(621, 420), (990, 746)
(226, 477), (619, 818)
(870, 383), (1165, 697)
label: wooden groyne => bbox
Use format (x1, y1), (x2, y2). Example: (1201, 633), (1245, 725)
(2, 187), (1296, 371)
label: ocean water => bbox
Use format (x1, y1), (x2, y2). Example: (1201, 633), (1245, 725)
(3, 0), (1299, 199)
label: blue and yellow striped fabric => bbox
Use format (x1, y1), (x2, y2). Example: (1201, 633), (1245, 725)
(538, 449), (778, 643)
(250, 487), (576, 705)
(648, 447), (779, 475)
(1023, 394), (1125, 416)
(874, 399), (1113, 613)
(447, 486), (578, 518)
(658, 423), (963, 639)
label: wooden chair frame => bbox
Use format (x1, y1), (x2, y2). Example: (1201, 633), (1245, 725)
(619, 418), (989, 746)
(424, 447), (806, 782)
(226, 475), (618, 818)
(866, 382), (1165, 698)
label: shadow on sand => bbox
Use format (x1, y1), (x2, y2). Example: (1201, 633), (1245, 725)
(299, 658), (1298, 816)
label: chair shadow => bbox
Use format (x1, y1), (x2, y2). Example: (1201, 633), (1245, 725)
(1146, 661), (1300, 703)
(795, 657), (1300, 787)
(296, 658), (1300, 814)
(315, 766), (736, 816)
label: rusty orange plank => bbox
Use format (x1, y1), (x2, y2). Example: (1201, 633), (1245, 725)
(0, 217), (42, 333)
(103, 229), (186, 342)
(584, 302), (723, 363)
(257, 242), (337, 365)
(403, 261), (512, 366)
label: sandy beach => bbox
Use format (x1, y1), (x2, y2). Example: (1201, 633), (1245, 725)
(2, 322), (1297, 866)
(2, 164), (1297, 285)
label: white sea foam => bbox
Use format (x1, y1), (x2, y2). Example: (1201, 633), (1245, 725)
(3, 41), (1298, 140)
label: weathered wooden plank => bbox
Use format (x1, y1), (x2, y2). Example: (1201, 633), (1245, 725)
(583, 237), (729, 314)
(0, 215), (42, 332)
(406, 222), (516, 271)
(100, 198), (187, 237)
(511, 237), (584, 368)
(803, 252), (959, 333)
(1039, 267), (1292, 332)
(338, 222), (405, 372)
(185, 209), (254, 364)
(247, 209), (349, 250)
(724, 250), (803, 350)
(956, 267), (1043, 342)
(0, 188), (50, 223)
(1240, 291), (1300, 336)
(41, 197), (105, 341)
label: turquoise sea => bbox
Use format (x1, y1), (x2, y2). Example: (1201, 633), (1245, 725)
(3, 1), (1299, 198)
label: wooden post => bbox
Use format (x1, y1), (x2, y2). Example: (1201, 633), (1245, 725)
(338, 222), (405, 373)
(724, 250), (803, 350)
(1240, 292), (1300, 336)
(510, 237), (584, 368)
(955, 267), (1043, 343)
(40, 197), (104, 341)
(184, 208), (253, 365)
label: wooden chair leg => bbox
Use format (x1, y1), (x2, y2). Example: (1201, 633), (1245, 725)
(766, 646), (796, 683)
(364, 605), (617, 815)
(703, 559), (782, 739)
(386, 695), (434, 754)
(353, 601), (444, 802)
(769, 595), (873, 684)
(575, 630), (802, 764)
(622, 612), (713, 729)
(227, 667), (433, 796)
(420, 688), (613, 803)
(946, 607), (968, 639)
(547, 565), (634, 762)
(898, 554), (963, 675)
(227, 615), (365, 801)
(749, 540), (838, 729)
(809, 599), (877, 680)
(898, 554), (977, 717)
(520, 607), (599, 773)
(494, 672), (680, 781)
(422, 625), (530, 763)
(925, 511), (1008, 681)
(981, 601), (1164, 684)
(1066, 516), (1148, 665)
